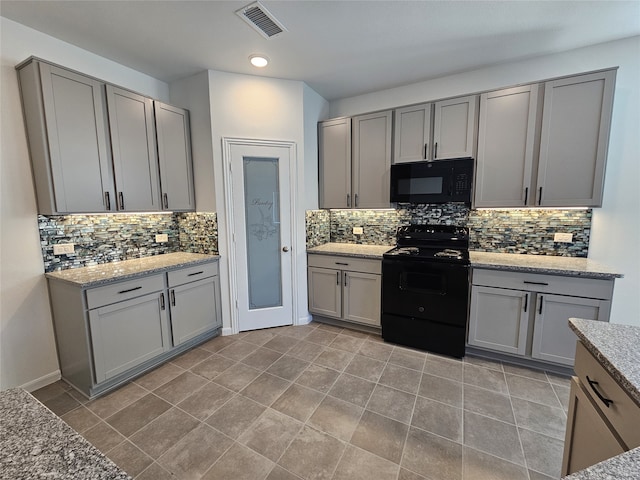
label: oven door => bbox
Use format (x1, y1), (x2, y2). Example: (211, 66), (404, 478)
(382, 257), (470, 327)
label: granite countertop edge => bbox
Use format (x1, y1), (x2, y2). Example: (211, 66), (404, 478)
(562, 447), (640, 480)
(307, 243), (393, 259)
(46, 252), (220, 288)
(470, 261), (620, 280)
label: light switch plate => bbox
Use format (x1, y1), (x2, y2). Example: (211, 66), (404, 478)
(53, 243), (75, 255)
(554, 232), (573, 243)
(155, 234), (169, 243)
(353, 227), (364, 235)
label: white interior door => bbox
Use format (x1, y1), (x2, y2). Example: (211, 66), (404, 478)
(227, 141), (294, 331)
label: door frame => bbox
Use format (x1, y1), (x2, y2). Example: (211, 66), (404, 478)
(222, 137), (299, 335)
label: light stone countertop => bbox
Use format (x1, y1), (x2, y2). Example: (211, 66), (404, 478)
(470, 251), (622, 279)
(562, 318), (640, 479)
(307, 242), (393, 259)
(46, 252), (220, 288)
(0, 388), (131, 480)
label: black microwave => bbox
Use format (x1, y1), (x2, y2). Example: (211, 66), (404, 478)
(390, 158), (474, 204)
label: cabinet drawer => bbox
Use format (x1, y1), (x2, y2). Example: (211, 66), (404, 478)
(308, 254), (381, 275)
(167, 262), (218, 287)
(86, 274), (165, 309)
(574, 341), (640, 449)
(472, 269), (613, 299)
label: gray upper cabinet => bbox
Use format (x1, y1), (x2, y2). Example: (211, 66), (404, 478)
(536, 70), (616, 207)
(393, 103), (433, 163)
(352, 111), (392, 208)
(433, 95), (478, 160)
(106, 85), (160, 211)
(18, 60), (114, 214)
(475, 85), (540, 207)
(155, 102), (195, 211)
(319, 117), (351, 208)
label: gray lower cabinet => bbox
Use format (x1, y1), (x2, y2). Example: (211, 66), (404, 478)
(468, 269), (613, 367)
(307, 254), (381, 328)
(47, 260), (221, 398)
(17, 57), (196, 214)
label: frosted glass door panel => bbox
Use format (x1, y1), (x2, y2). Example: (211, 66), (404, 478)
(243, 157), (283, 309)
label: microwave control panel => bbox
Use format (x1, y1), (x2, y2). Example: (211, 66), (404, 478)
(454, 173), (470, 194)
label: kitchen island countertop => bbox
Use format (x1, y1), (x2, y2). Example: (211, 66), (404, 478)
(46, 252), (220, 288)
(562, 318), (640, 479)
(0, 388), (131, 479)
(470, 251), (622, 279)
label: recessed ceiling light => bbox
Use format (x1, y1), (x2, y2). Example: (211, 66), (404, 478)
(249, 54), (269, 68)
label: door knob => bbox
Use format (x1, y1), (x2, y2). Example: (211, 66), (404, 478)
(282, 246), (289, 252)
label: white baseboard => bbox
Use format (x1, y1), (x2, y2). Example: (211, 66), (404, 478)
(20, 370), (61, 392)
(296, 314), (313, 325)
(222, 327), (235, 336)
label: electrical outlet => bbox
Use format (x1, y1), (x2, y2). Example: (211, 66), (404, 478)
(53, 243), (75, 255)
(353, 227), (364, 235)
(155, 234), (169, 243)
(554, 232), (573, 243)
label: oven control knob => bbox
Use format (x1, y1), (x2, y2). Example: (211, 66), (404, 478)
(418, 306), (425, 313)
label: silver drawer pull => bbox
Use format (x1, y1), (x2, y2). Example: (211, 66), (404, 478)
(523, 281), (549, 286)
(335, 262), (349, 266)
(586, 376), (613, 408)
(187, 271), (204, 277)
(118, 286), (142, 294)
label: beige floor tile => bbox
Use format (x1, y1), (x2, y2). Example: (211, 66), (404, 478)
(389, 349), (426, 371)
(82, 421), (127, 453)
(367, 384), (416, 425)
(463, 446), (528, 480)
(199, 335), (237, 353)
(512, 397), (567, 440)
(305, 329), (340, 346)
(464, 355), (504, 372)
(279, 426), (346, 480)
(158, 423), (234, 479)
(42, 392), (81, 416)
(379, 363), (422, 394)
(528, 469), (558, 480)
(106, 440), (153, 477)
(358, 341), (393, 362)
(86, 383), (148, 419)
(32, 381), (71, 402)
(314, 347), (355, 371)
(217, 340), (258, 361)
(271, 384), (325, 422)
(287, 340), (325, 362)
(134, 362), (184, 390)
(463, 364), (509, 394)
(189, 354), (236, 380)
(418, 372), (463, 408)
(423, 356), (463, 382)
(266, 355), (310, 381)
(241, 328), (279, 346)
(328, 373), (375, 407)
(506, 374), (562, 408)
(307, 395), (363, 441)
(350, 411), (408, 464)
(552, 383), (571, 411)
(106, 393), (171, 436)
(239, 409), (303, 461)
(129, 407), (199, 458)
(61, 405), (101, 433)
(205, 394), (266, 439)
(136, 462), (174, 480)
(412, 396), (462, 442)
(212, 362), (262, 392)
(241, 347), (283, 371)
(344, 354), (386, 382)
(177, 382), (234, 420)
(398, 468), (426, 480)
(519, 428), (564, 478)
(463, 384), (515, 424)
(266, 465), (303, 480)
(171, 347), (212, 369)
(329, 334), (366, 352)
(202, 442), (274, 480)
(401, 426), (462, 480)
(277, 324), (318, 340)
(295, 364), (340, 393)
(263, 335), (300, 353)
(463, 411), (525, 466)
(332, 445), (399, 480)
(503, 363), (549, 382)
(241, 372), (291, 406)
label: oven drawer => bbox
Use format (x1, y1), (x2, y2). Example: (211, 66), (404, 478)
(574, 341), (640, 449)
(472, 269), (614, 299)
(307, 254), (381, 275)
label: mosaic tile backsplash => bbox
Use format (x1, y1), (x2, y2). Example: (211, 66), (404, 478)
(39, 212), (218, 272)
(306, 206), (591, 257)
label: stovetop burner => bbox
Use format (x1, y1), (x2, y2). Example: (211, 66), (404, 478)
(384, 224), (470, 264)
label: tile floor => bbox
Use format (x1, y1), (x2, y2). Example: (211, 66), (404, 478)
(33, 322), (571, 480)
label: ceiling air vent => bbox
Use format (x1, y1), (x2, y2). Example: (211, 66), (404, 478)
(236, 1), (287, 39)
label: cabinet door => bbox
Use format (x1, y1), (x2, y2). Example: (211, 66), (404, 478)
(343, 271), (381, 327)
(393, 103), (433, 163)
(169, 276), (219, 346)
(89, 292), (169, 382)
(562, 377), (626, 476)
(475, 85), (539, 207)
(468, 286), (530, 355)
(433, 95), (478, 159)
(308, 267), (342, 318)
(352, 111), (392, 208)
(537, 70), (616, 207)
(532, 294), (610, 366)
(155, 102), (195, 211)
(319, 118), (351, 208)
(37, 63), (114, 213)
(106, 85), (160, 211)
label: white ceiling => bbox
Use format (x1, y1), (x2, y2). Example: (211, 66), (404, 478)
(2, 1), (639, 100)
